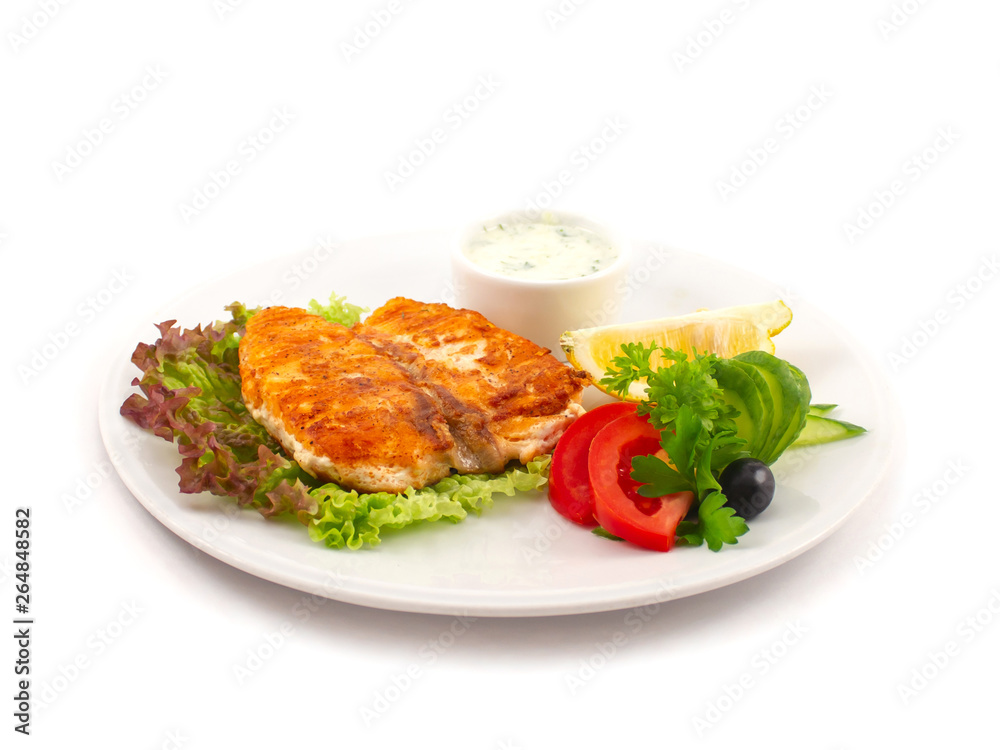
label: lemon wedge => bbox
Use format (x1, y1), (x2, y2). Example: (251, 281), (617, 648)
(560, 300), (793, 401)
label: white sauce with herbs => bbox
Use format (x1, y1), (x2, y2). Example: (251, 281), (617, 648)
(463, 220), (618, 280)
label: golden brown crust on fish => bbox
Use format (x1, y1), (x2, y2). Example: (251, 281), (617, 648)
(239, 299), (587, 493)
(239, 307), (456, 492)
(360, 298), (588, 464)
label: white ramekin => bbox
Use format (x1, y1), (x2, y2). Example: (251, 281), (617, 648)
(451, 210), (632, 357)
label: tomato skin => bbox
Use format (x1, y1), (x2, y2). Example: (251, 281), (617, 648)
(588, 413), (695, 551)
(549, 402), (638, 525)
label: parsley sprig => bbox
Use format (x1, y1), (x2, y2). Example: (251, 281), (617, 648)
(600, 344), (750, 551)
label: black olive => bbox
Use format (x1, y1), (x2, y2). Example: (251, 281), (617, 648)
(719, 458), (775, 521)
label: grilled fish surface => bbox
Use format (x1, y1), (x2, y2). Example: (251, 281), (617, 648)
(239, 307), (457, 493)
(359, 297), (587, 465)
(239, 300), (587, 493)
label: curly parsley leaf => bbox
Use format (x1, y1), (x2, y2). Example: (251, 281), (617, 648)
(675, 520), (704, 547)
(631, 454), (690, 497)
(643, 348), (740, 435)
(706, 431), (750, 473)
(695, 491), (749, 552)
(598, 341), (658, 398)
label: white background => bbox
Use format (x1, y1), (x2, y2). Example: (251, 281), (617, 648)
(3, 0), (998, 746)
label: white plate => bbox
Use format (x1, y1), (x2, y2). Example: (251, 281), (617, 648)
(98, 230), (901, 617)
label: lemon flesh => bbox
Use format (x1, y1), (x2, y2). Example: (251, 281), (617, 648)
(560, 300), (793, 401)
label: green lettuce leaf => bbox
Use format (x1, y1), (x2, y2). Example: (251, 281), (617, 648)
(307, 291), (370, 326)
(308, 456), (550, 550)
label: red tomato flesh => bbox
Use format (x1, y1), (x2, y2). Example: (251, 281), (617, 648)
(589, 413), (695, 552)
(549, 402), (638, 525)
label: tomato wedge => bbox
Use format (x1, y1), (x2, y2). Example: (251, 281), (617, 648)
(588, 413), (695, 551)
(549, 402), (638, 525)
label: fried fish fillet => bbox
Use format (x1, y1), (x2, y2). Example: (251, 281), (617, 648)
(238, 300), (587, 493)
(239, 306), (458, 492)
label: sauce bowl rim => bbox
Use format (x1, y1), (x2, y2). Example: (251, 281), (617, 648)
(451, 209), (632, 287)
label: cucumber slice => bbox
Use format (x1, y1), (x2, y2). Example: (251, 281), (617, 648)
(808, 403), (838, 416)
(792, 414), (867, 447)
